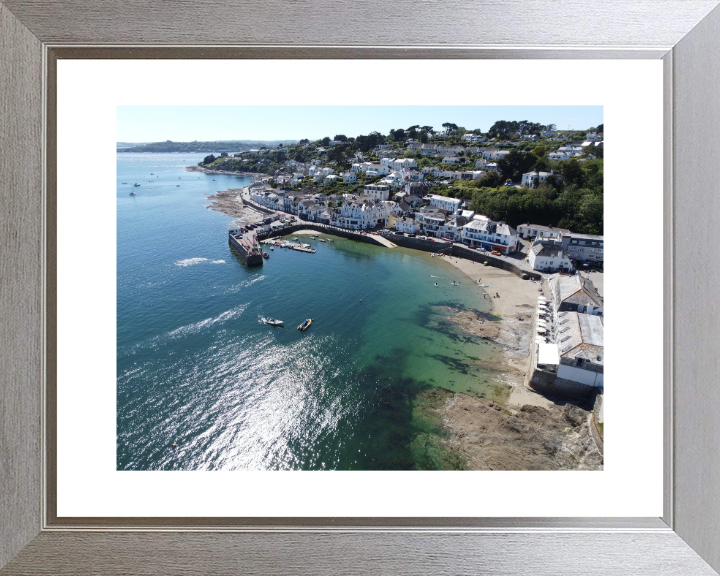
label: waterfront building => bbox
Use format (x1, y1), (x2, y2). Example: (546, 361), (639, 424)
(529, 312), (604, 397)
(558, 233), (604, 265)
(528, 242), (574, 273)
(460, 220), (518, 253)
(517, 223), (570, 240)
(396, 216), (420, 234)
(555, 312), (604, 387)
(439, 216), (469, 242)
(329, 198), (394, 230)
(548, 273), (604, 316)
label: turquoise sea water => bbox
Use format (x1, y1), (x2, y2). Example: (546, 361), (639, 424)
(116, 153), (508, 470)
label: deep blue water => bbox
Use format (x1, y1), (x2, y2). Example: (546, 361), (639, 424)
(116, 153), (507, 470)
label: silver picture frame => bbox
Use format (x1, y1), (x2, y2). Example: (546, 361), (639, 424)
(2, 1), (720, 573)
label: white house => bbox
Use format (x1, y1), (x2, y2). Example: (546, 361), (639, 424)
(548, 151), (573, 161)
(521, 134), (539, 141)
(542, 130), (558, 137)
(362, 163), (389, 176)
(461, 218), (495, 245)
(324, 174), (340, 184)
(462, 134), (486, 143)
(586, 132), (601, 141)
(419, 213), (446, 237)
(363, 184), (390, 201)
(439, 217), (469, 242)
(458, 170), (485, 180)
(442, 156), (461, 164)
(395, 216), (420, 234)
(460, 219), (518, 253)
(428, 194), (462, 213)
(330, 199), (394, 230)
(521, 170), (554, 189)
(517, 223), (571, 240)
(528, 242), (574, 273)
(391, 158), (418, 171)
(432, 168), (459, 179)
(342, 172), (357, 183)
(420, 144), (438, 156)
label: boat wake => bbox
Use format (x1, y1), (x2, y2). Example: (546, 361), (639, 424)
(168, 304), (249, 339)
(223, 275), (266, 294)
(175, 257), (226, 267)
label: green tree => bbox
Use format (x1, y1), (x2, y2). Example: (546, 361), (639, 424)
(562, 159), (584, 186)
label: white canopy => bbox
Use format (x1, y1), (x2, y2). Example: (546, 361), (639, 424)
(536, 327), (546, 333)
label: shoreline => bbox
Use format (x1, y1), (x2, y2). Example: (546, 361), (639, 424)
(186, 165), (266, 178)
(205, 186), (599, 468)
(438, 255), (553, 409)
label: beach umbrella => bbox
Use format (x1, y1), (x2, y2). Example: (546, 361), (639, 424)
(537, 296), (547, 301)
(536, 327), (546, 334)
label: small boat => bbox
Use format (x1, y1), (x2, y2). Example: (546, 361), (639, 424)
(262, 317), (283, 326)
(270, 246), (274, 251)
(121, 182), (128, 184)
(134, 183), (141, 187)
(263, 252), (269, 259)
(319, 239), (326, 242)
(326, 239), (334, 242)
(297, 319), (312, 331)
(150, 173), (154, 175)
(129, 191), (136, 196)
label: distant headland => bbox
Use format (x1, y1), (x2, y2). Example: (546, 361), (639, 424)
(117, 139), (298, 154)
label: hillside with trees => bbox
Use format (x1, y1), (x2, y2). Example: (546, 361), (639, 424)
(194, 121), (603, 234)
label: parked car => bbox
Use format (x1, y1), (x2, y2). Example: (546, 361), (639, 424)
(492, 250), (502, 256)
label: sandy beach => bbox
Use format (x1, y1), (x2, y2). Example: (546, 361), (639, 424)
(439, 255), (555, 410)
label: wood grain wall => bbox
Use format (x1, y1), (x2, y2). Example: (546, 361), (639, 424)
(0, 1), (43, 570)
(672, 4), (720, 572)
(2, 0), (718, 47)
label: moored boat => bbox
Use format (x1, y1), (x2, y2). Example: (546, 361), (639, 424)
(297, 319), (312, 331)
(262, 317), (283, 326)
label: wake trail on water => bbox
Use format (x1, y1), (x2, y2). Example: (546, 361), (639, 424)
(117, 303), (250, 358)
(175, 257), (226, 267)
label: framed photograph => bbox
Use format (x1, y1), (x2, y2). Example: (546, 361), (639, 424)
(2, 1), (720, 574)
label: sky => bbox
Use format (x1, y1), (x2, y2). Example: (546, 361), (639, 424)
(117, 105), (603, 143)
